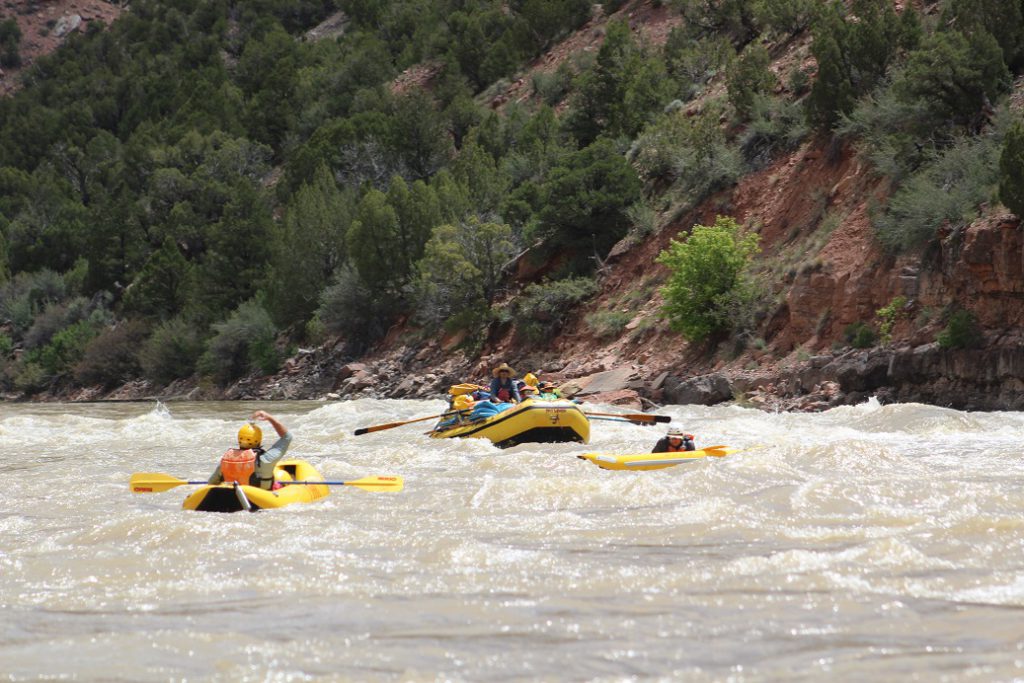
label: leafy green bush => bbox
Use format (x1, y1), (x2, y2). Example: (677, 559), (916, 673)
(139, 318), (204, 386)
(937, 310), (983, 349)
(35, 320), (98, 377)
(876, 295), (907, 345)
(531, 63), (573, 106)
(657, 216), (761, 342)
(585, 310), (632, 339)
(844, 321), (876, 348)
(200, 300), (280, 384)
(514, 277), (598, 343)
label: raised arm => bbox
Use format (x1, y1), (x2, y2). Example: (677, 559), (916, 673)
(251, 410), (288, 437)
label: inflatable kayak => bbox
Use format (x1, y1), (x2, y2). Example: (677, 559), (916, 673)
(430, 398), (590, 448)
(182, 459), (329, 512)
(578, 446), (737, 471)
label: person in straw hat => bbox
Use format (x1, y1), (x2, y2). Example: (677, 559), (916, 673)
(489, 362), (521, 403)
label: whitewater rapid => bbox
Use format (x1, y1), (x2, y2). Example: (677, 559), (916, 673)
(1, 399), (1023, 680)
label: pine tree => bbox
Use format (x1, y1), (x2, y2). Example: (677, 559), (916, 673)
(999, 120), (1024, 217)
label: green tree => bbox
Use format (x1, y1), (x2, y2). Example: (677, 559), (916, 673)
(414, 217), (516, 327)
(897, 30), (1009, 128)
(0, 18), (20, 68)
(538, 138), (642, 259)
(657, 216), (761, 342)
(726, 44), (775, 120)
(566, 21), (673, 144)
(266, 164), (353, 330)
(346, 187), (401, 290)
(999, 120), (1024, 217)
(122, 237), (192, 319)
(943, 0), (1023, 67)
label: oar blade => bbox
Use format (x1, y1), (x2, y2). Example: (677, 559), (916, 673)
(701, 446), (737, 458)
(129, 473), (189, 493)
(345, 475), (404, 492)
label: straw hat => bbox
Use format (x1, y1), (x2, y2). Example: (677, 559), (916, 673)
(492, 363), (515, 377)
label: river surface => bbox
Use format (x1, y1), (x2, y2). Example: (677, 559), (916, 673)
(1, 399), (1023, 681)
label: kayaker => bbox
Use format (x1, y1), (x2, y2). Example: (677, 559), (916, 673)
(208, 410), (293, 490)
(652, 427), (695, 453)
(489, 363), (521, 403)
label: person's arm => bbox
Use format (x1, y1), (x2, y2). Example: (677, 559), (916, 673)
(208, 463), (224, 485)
(251, 410), (287, 438)
(511, 382), (521, 403)
(651, 438), (668, 454)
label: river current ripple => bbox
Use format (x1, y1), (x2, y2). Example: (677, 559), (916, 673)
(1, 399), (1023, 681)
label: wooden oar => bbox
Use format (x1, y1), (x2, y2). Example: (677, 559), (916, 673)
(130, 473), (404, 493)
(354, 413), (444, 435)
(583, 411), (672, 424)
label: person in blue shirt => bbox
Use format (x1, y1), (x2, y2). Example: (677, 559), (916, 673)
(489, 363), (521, 403)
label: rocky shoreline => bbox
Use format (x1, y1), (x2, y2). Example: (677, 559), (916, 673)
(24, 336), (1024, 414)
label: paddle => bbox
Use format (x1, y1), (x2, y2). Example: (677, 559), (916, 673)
(284, 475), (404, 492)
(354, 413), (445, 435)
(583, 411), (671, 424)
(129, 473), (404, 493)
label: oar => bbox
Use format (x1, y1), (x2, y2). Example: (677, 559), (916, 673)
(584, 411), (672, 424)
(130, 473), (404, 493)
(587, 416), (637, 424)
(284, 476), (404, 492)
(354, 413), (443, 435)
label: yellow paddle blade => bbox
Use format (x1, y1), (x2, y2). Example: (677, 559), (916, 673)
(701, 446), (738, 458)
(345, 475), (404, 492)
(129, 472), (190, 493)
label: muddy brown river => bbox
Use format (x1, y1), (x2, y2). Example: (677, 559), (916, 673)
(1, 399), (1022, 680)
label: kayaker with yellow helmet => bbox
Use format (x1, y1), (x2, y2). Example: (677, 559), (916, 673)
(652, 426), (695, 453)
(208, 410), (292, 490)
(489, 362), (521, 403)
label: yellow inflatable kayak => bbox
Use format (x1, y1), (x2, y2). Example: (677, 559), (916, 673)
(578, 446), (737, 471)
(430, 398), (590, 448)
(182, 459), (329, 512)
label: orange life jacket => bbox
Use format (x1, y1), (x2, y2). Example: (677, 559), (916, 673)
(221, 448), (257, 485)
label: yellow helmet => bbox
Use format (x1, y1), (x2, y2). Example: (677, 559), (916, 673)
(238, 423), (262, 449)
(453, 394), (474, 411)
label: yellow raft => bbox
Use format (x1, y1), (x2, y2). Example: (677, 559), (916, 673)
(430, 398), (590, 448)
(182, 459), (329, 512)
(578, 446), (737, 471)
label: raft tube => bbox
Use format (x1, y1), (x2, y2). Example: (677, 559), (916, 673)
(578, 447), (737, 471)
(182, 459), (330, 512)
(430, 398), (590, 448)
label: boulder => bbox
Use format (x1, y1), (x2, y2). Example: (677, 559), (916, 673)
(54, 15), (82, 37)
(663, 373), (733, 406)
(337, 362), (367, 382)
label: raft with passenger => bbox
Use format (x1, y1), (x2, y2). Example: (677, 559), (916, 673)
(181, 459), (330, 512)
(430, 397), (590, 448)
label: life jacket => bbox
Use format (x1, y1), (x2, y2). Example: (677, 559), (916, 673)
(665, 435), (696, 452)
(221, 448), (257, 484)
(220, 447), (269, 486)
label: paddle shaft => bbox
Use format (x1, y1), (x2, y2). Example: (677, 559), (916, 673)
(354, 408), (472, 435)
(584, 411), (671, 423)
